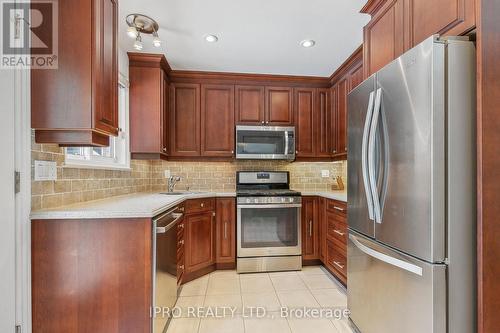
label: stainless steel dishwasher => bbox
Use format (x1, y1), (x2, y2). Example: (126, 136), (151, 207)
(152, 206), (183, 333)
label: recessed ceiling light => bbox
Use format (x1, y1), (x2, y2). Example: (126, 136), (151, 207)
(300, 39), (316, 48)
(204, 34), (219, 43)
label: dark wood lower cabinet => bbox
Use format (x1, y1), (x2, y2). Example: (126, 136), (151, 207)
(302, 196), (320, 261)
(184, 211), (215, 275)
(31, 218), (152, 333)
(302, 197), (348, 286)
(215, 198), (236, 267)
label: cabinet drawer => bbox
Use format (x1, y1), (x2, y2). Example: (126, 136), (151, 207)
(326, 199), (347, 216)
(327, 214), (348, 245)
(185, 198), (215, 214)
(326, 239), (347, 283)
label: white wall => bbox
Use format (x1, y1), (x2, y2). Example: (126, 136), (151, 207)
(0, 66), (18, 332)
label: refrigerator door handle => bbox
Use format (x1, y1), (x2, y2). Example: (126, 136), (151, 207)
(362, 91), (375, 220)
(349, 234), (423, 276)
(368, 88), (383, 223)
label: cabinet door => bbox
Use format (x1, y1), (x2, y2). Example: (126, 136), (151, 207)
(410, 0), (475, 46)
(330, 86), (338, 156)
(336, 77), (348, 155)
(265, 87), (294, 125)
(201, 84), (235, 157)
(185, 212), (215, 273)
(294, 88), (316, 157)
(302, 197), (319, 260)
(94, 0), (118, 135)
(315, 89), (331, 157)
(170, 83), (201, 156)
(235, 85), (265, 125)
(161, 73), (169, 155)
(363, 0), (406, 76)
(349, 63), (364, 92)
(215, 198), (236, 265)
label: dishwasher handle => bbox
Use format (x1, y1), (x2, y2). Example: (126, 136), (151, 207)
(155, 212), (183, 234)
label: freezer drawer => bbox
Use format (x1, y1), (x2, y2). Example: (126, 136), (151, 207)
(347, 231), (446, 333)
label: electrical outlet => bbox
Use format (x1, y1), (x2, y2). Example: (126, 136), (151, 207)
(321, 170), (330, 178)
(164, 170), (171, 178)
(34, 160), (57, 181)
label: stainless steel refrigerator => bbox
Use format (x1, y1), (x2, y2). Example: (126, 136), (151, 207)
(347, 35), (476, 333)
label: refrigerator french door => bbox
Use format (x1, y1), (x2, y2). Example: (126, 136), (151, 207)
(347, 35), (476, 333)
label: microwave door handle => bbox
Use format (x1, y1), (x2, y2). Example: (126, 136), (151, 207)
(362, 91), (375, 220)
(349, 234), (423, 276)
(368, 88), (383, 224)
(284, 130), (289, 156)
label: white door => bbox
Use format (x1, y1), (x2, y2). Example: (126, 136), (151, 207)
(0, 63), (17, 331)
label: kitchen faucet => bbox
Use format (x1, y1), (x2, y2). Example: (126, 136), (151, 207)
(167, 176), (181, 192)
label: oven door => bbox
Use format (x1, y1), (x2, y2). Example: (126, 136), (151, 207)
(235, 125), (295, 160)
(237, 202), (301, 257)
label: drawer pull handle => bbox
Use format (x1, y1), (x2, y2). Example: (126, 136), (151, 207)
(309, 220), (312, 237)
(178, 240), (184, 245)
(333, 261), (345, 269)
(333, 206), (345, 212)
(333, 229), (345, 236)
(224, 221), (228, 239)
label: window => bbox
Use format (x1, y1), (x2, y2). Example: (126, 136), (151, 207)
(65, 74), (130, 170)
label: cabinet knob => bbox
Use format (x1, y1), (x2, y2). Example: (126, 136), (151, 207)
(261, 121), (265, 124)
(179, 265), (184, 270)
(200, 202), (204, 207)
(178, 239), (184, 245)
(231, 150), (234, 154)
(345, 147), (347, 152)
(162, 147), (167, 152)
(177, 223), (184, 229)
(333, 150), (337, 154)
(265, 121), (269, 124)
(295, 150), (298, 154)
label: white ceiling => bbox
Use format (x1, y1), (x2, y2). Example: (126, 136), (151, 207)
(119, 0), (370, 77)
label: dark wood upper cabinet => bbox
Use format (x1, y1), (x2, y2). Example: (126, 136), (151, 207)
(363, 0), (406, 76)
(215, 198), (236, 266)
(409, 0), (475, 45)
(31, 0), (118, 147)
(349, 63), (364, 92)
(235, 85), (265, 125)
(265, 87), (294, 125)
(185, 211), (215, 274)
(294, 88), (316, 157)
(330, 86), (339, 156)
(315, 88), (331, 157)
(128, 53), (170, 160)
(170, 83), (201, 156)
(302, 196), (319, 260)
(336, 77), (348, 155)
(201, 84), (235, 157)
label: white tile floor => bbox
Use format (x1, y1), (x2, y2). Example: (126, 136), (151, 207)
(167, 266), (356, 333)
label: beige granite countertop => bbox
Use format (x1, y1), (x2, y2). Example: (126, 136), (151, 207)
(30, 192), (236, 220)
(30, 190), (347, 220)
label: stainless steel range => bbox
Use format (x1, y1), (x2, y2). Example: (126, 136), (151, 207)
(236, 171), (302, 273)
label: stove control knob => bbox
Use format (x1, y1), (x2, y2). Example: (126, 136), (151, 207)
(289, 197), (294, 203)
(246, 198), (251, 204)
(281, 197), (286, 203)
(254, 198), (259, 203)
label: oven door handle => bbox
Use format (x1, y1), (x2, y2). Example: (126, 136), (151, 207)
(237, 204), (302, 209)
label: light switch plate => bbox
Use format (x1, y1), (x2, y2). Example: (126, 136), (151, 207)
(321, 170), (330, 178)
(164, 170), (171, 178)
(34, 160), (57, 181)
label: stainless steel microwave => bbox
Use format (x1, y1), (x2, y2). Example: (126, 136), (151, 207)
(235, 125), (295, 160)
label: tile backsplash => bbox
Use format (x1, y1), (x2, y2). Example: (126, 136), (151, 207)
(31, 134), (346, 210)
(150, 160), (346, 193)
